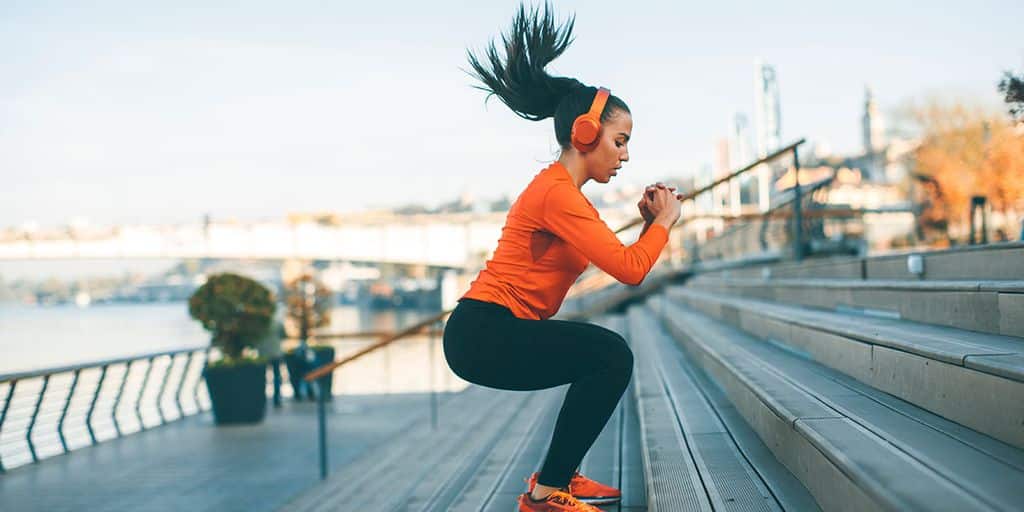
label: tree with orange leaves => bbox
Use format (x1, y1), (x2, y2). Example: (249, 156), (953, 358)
(910, 99), (1024, 243)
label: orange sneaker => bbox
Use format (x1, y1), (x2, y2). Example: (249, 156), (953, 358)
(517, 490), (606, 511)
(526, 471), (622, 504)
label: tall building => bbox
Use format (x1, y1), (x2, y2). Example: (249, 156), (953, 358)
(728, 113), (752, 213)
(754, 59), (782, 158)
(729, 113), (753, 166)
(753, 59), (781, 211)
(862, 85), (886, 154)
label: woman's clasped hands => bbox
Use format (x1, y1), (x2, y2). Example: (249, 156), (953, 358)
(637, 182), (682, 228)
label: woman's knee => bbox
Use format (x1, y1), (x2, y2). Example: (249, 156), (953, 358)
(591, 328), (633, 376)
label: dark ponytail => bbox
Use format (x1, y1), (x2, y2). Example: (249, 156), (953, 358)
(466, 3), (630, 149)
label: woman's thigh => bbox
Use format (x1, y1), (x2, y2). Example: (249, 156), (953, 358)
(444, 304), (633, 391)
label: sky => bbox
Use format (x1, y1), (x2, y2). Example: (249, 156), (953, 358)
(2, 0), (1022, 228)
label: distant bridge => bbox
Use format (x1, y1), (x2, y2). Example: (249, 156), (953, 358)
(0, 213), (527, 269)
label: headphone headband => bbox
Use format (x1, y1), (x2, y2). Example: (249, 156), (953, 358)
(589, 88), (610, 118)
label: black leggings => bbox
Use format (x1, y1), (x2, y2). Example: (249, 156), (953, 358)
(442, 298), (634, 489)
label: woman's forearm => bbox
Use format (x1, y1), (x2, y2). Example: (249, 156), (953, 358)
(639, 219), (653, 238)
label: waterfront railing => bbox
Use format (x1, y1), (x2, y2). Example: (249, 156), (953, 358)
(0, 347), (213, 472)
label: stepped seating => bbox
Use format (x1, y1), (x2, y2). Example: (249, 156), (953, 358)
(666, 285), (1024, 449)
(645, 247), (1024, 511)
(704, 242), (1024, 281)
(686, 275), (1024, 337)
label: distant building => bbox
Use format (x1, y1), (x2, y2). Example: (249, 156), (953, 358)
(753, 60), (783, 212)
(862, 85), (886, 154)
(729, 112), (753, 166)
(729, 112), (758, 206)
(754, 59), (782, 158)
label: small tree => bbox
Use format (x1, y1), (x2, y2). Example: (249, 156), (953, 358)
(282, 273), (332, 345)
(188, 272), (276, 363)
(908, 98), (1024, 242)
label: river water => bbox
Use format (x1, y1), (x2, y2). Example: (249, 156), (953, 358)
(0, 302), (439, 376)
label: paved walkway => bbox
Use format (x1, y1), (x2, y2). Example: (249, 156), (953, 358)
(0, 392), (448, 512)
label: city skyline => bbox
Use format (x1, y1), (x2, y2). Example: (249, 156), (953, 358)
(2, 0), (1021, 227)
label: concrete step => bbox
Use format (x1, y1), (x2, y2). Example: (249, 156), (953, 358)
(445, 388), (559, 512)
(687, 275), (1024, 337)
(666, 285), (1024, 449)
(618, 307), (819, 511)
(652, 296), (1024, 511)
(701, 243), (1024, 281)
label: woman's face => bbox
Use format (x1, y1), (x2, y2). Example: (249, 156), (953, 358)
(583, 109), (632, 184)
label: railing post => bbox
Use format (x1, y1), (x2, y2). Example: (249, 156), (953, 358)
(87, 366), (107, 445)
(154, 355), (173, 425)
(175, 353), (194, 418)
(317, 378), (328, 480)
(194, 348), (211, 411)
(26, 375), (50, 463)
(112, 361), (132, 437)
(58, 369), (81, 454)
(791, 146), (804, 261)
(135, 357), (156, 431)
(970, 195), (988, 245)
(0, 380), (17, 473)
(429, 319), (438, 430)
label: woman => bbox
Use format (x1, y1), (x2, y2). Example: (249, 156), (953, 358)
(443, 5), (682, 512)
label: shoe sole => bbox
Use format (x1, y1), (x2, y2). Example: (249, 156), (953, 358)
(577, 496), (621, 505)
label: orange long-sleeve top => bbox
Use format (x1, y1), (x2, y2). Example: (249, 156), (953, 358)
(461, 161), (669, 320)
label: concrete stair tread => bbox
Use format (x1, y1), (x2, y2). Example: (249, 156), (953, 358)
(594, 315), (648, 511)
(691, 275), (1024, 293)
(667, 298), (1024, 499)
(669, 286), (1024, 381)
(441, 389), (562, 512)
(657, 298), (1024, 512)
(720, 328), (1024, 473)
(622, 307), (819, 511)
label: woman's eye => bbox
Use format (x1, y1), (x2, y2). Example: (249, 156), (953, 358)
(615, 141), (623, 148)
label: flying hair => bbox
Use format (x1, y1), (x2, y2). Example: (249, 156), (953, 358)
(466, 3), (631, 151)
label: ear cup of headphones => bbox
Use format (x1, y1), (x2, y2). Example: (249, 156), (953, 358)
(570, 88), (610, 153)
(571, 115), (601, 152)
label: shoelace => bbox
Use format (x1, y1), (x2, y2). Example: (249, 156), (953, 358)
(547, 491), (588, 508)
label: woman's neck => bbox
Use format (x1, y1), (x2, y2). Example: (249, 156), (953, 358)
(557, 151), (589, 189)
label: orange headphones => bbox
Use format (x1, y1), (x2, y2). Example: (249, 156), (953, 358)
(570, 87), (610, 152)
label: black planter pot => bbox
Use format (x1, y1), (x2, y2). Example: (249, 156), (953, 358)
(283, 351), (311, 400)
(284, 346), (336, 401)
(203, 362), (267, 425)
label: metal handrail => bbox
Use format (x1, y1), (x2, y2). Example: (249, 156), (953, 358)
(288, 329), (443, 342)
(0, 347), (206, 384)
(567, 139), (807, 295)
(0, 346), (214, 473)
(611, 139), (806, 234)
(304, 309), (451, 382)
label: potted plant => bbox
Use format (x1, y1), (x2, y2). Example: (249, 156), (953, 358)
(282, 273), (335, 400)
(188, 272), (276, 424)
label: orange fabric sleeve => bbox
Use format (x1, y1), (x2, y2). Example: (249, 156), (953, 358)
(541, 183), (669, 286)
